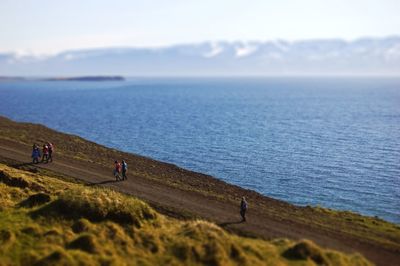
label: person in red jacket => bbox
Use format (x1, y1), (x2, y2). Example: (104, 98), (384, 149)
(41, 144), (49, 163)
(114, 160), (122, 181)
(47, 142), (54, 162)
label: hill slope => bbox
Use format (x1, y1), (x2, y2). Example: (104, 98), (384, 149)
(0, 163), (371, 265)
(0, 116), (399, 265)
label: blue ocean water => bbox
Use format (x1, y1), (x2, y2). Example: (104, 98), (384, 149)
(1, 78), (399, 223)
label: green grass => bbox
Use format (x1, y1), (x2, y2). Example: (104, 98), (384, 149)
(301, 206), (400, 250)
(0, 164), (372, 266)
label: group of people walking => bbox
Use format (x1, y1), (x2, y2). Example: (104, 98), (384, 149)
(30, 142), (248, 222)
(31, 143), (54, 164)
(114, 160), (128, 181)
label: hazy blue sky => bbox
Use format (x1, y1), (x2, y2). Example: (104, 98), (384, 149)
(1, 0), (399, 54)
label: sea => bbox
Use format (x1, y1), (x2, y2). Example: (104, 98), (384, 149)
(1, 77), (399, 223)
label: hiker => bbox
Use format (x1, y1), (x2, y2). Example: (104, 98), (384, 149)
(32, 144), (41, 164)
(240, 197), (248, 222)
(41, 144), (49, 163)
(121, 160), (128, 180)
(47, 142), (54, 162)
(114, 160), (122, 181)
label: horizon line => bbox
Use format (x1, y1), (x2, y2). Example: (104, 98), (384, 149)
(2, 74), (400, 79)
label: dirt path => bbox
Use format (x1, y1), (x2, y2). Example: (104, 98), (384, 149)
(0, 138), (398, 266)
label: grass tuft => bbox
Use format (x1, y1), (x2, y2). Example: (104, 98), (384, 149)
(0, 229), (14, 246)
(21, 225), (42, 237)
(19, 193), (51, 208)
(0, 170), (29, 189)
(181, 220), (226, 241)
(32, 187), (157, 227)
(33, 249), (74, 266)
(67, 234), (99, 254)
(71, 218), (92, 234)
(283, 239), (327, 265)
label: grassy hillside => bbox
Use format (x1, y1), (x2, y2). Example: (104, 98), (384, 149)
(0, 164), (371, 266)
(1, 116), (399, 256)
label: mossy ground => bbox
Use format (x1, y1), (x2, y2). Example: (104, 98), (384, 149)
(0, 164), (371, 266)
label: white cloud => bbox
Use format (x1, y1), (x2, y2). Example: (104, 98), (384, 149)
(235, 44), (258, 57)
(273, 40), (290, 52)
(385, 44), (400, 61)
(266, 52), (283, 60)
(63, 53), (83, 61)
(6, 50), (51, 64)
(203, 43), (224, 58)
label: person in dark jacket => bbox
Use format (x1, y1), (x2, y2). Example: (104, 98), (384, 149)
(240, 196), (248, 222)
(32, 144), (41, 164)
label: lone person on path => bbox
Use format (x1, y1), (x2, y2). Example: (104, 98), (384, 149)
(114, 160), (122, 181)
(32, 144), (41, 164)
(240, 197), (248, 222)
(121, 160), (128, 180)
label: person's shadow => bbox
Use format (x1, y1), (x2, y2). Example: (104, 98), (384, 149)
(218, 220), (244, 227)
(86, 180), (120, 186)
(11, 162), (35, 168)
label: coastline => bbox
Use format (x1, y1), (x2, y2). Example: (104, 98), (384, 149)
(0, 115), (399, 265)
(0, 75), (125, 82)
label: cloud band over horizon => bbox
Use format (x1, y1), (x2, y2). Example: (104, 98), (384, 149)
(1, 0), (400, 54)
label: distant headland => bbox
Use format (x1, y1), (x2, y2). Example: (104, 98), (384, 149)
(43, 76), (125, 81)
(0, 76), (125, 82)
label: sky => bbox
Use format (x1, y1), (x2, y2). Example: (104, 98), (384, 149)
(0, 0), (399, 54)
